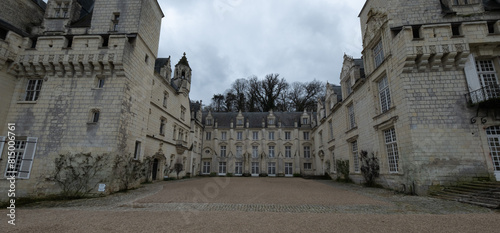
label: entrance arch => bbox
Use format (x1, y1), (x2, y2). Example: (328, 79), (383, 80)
(152, 158), (159, 180)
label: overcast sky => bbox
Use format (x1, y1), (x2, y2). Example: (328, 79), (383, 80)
(42, 0), (365, 105)
(157, 0), (365, 105)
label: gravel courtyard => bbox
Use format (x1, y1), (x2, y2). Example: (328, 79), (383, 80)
(3, 177), (499, 232)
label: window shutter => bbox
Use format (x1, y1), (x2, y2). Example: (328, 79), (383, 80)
(0, 136), (5, 160)
(18, 137), (37, 179)
(464, 54), (481, 103)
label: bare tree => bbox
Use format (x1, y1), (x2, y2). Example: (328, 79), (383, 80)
(255, 74), (289, 112)
(289, 80), (324, 112)
(211, 94), (225, 112)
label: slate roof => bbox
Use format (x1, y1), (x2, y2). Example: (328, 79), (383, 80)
(71, 0), (95, 27)
(154, 58), (170, 74)
(0, 19), (29, 37)
(203, 112), (315, 129)
(331, 85), (343, 103)
(354, 58), (366, 80)
(483, 0), (500, 11)
(31, 0), (47, 10)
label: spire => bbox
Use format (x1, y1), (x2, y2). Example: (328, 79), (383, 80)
(176, 52), (191, 68)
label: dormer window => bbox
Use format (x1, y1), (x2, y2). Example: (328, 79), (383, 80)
(237, 119), (243, 125)
(206, 119), (212, 125)
(268, 118), (275, 125)
(181, 71), (185, 79)
(302, 117), (308, 125)
(373, 40), (384, 68)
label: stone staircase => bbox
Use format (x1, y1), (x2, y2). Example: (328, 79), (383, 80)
(431, 181), (500, 209)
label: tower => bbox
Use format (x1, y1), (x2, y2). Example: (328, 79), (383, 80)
(172, 52), (192, 93)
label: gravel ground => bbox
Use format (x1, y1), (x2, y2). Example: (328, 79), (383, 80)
(2, 177), (499, 232)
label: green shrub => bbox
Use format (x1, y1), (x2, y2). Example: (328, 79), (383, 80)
(336, 160), (352, 183)
(226, 173), (233, 177)
(209, 172), (217, 177)
(360, 150), (380, 187)
(293, 173), (302, 177)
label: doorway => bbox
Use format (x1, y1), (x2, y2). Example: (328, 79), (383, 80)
(486, 126), (500, 181)
(152, 158), (159, 180)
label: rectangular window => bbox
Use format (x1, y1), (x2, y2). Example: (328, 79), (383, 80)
(251, 162), (259, 175)
(285, 163), (293, 176)
(221, 132), (227, 141)
(112, 13), (120, 31)
(220, 146), (226, 157)
(235, 162), (243, 175)
(304, 163), (312, 170)
(346, 80), (353, 96)
(476, 60), (500, 100)
(268, 119), (275, 125)
(268, 132), (275, 140)
(202, 161), (211, 174)
(303, 132), (310, 140)
(269, 146), (275, 158)
(348, 104), (356, 129)
(181, 106), (186, 121)
(486, 126), (500, 171)
(237, 119), (243, 125)
(285, 146), (291, 158)
(331, 152), (337, 173)
(97, 77), (105, 88)
(237, 131), (243, 140)
(285, 131), (291, 140)
(236, 146), (242, 157)
(134, 141), (141, 159)
(373, 40), (384, 68)
(302, 118), (308, 124)
(218, 162), (227, 175)
(91, 110), (100, 123)
(206, 119), (212, 125)
(252, 146), (258, 158)
(253, 131), (259, 140)
(5, 137), (37, 179)
(304, 146), (311, 158)
(378, 76), (392, 113)
(206, 132), (212, 140)
(24, 79), (43, 101)
(163, 92), (168, 107)
(352, 141), (359, 172)
(0, 136), (5, 160)
(160, 119), (166, 135)
(329, 120), (334, 139)
(384, 128), (400, 173)
(5, 140), (25, 177)
(268, 162), (276, 175)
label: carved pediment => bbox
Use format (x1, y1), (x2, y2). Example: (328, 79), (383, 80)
(363, 8), (388, 44)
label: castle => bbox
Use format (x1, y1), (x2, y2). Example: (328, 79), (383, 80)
(0, 0), (499, 199)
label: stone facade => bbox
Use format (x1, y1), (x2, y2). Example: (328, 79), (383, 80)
(315, 0), (500, 194)
(0, 0), (201, 200)
(1, 0), (500, 200)
(200, 110), (318, 177)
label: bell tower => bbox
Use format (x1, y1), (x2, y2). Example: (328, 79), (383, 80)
(172, 53), (192, 93)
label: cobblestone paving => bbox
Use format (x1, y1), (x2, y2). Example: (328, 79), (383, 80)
(27, 178), (490, 215)
(5, 178), (499, 233)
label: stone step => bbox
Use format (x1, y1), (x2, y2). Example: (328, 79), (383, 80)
(458, 199), (499, 209)
(431, 181), (500, 209)
(438, 190), (500, 203)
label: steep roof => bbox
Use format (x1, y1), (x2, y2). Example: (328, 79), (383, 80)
(154, 57), (170, 74)
(31, 0), (47, 10)
(176, 53), (191, 68)
(203, 112), (314, 129)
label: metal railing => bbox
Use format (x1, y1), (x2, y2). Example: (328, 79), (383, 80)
(465, 84), (500, 105)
